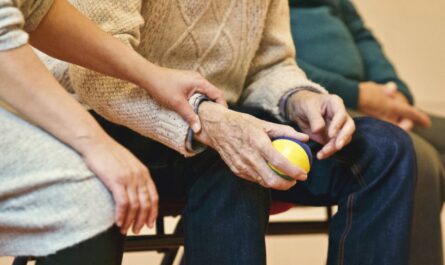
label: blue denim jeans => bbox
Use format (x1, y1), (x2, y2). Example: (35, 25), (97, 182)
(93, 109), (415, 265)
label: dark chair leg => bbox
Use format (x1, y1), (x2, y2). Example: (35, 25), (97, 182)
(160, 218), (184, 265)
(326, 206), (334, 223)
(12, 257), (28, 265)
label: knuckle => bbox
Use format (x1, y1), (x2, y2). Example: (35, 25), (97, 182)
(117, 199), (129, 209)
(171, 96), (183, 105)
(151, 195), (159, 204)
(140, 201), (150, 210)
(332, 94), (343, 103)
(116, 174), (129, 185)
(264, 177), (278, 188)
(130, 202), (140, 210)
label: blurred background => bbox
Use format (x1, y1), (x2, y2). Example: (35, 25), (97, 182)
(0, 0), (443, 264)
(354, 0), (445, 115)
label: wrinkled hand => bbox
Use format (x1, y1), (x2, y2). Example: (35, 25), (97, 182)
(194, 102), (309, 190)
(143, 67), (227, 133)
(287, 91), (355, 160)
(78, 133), (158, 235)
(358, 82), (431, 131)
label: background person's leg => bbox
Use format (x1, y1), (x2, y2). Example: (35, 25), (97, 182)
(273, 118), (416, 265)
(408, 132), (444, 265)
(414, 114), (445, 165)
(35, 226), (124, 265)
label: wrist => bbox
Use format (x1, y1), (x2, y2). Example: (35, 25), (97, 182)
(357, 83), (370, 111)
(286, 90), (317, 120)
(193, 101), (227, 146)
(72, 127), (111, 157)
(132, 60), (160, 92)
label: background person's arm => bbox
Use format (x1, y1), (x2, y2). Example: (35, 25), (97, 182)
(296, 59), (361, 109)
(339, 0), (430, 130)
(339, 0), (413, 104)
(30, 0), (224, 136)
(241, 0), (326, 118)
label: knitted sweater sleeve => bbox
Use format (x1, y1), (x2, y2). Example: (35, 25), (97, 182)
(66, 0), (197, 157)
(241, 0), (327, 119)
(0, 0), (28, 51)
(339, 0), (413, 104)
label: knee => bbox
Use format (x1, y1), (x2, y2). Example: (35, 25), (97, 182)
(409, 132), (444, 201)
(354, 117), (414, 160)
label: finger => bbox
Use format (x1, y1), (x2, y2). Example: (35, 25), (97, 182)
(396, 104), (431, 128)
(195, 81), (228, 107)
(175, 99), (202, 133)
(122, 184), (139, 234)
(306, 108), (326, 133)
(146, 177), (159, 228)
(250, 153), (297, 190)
(265, 122), (309, 142)
(398, 118), (414, 131)
(327, 108), (348, 138)
(132, 184), (150, 234)
(111, 185), (129, 228)
(242, 147), (297, 190)
(260, 139), (307, 180)
(335, 117), (356, 150)
(317, 138), (336, 160)
(384, 82), (398, 96)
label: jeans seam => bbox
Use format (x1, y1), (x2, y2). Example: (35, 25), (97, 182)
(351, 163), (367, 187)
(338, 193), (355, 265)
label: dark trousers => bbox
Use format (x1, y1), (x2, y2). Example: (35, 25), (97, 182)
(93, 107), (416, 265)
(35, 226), (124, 265)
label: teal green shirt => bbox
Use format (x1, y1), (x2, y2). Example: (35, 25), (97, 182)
(289, 0), (413, 109)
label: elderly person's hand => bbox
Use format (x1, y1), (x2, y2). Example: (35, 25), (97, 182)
(358, 81), (431, 131)
(77, 133), (158, 235)
(194, 102), (309, 190)
(287, 91), (356, 160)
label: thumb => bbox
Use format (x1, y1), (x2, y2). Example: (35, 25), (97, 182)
(398, 118), (414, 131)
(195, 81), (228, 107)
(384, 82), (398, 96)
(176, 100), (202, 133)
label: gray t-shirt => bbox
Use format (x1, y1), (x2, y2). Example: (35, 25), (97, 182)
(0, 0), (54, 51)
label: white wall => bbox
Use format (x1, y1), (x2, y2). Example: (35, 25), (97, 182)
(353, 0), (445, 114)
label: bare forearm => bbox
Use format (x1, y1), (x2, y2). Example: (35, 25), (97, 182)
(29, 0), (156, 90)
(0, 45), (107, 155)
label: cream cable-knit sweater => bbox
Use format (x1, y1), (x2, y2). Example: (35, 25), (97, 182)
(45, 0), (326, 156)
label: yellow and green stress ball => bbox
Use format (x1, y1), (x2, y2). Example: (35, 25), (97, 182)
(269, 137), (313, 181)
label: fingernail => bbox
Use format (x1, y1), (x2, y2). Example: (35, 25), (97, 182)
(191, 123), (201, 133)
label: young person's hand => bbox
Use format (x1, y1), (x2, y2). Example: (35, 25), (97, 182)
(78, 133), (158, 235)
(141, 67), (227, 133)
(0, 45), (159, 235)
(193, 102), (309, 190)
(30, 0), (226, 134)
(358, 82), (431, 131)
(287, 91), (356, 160)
